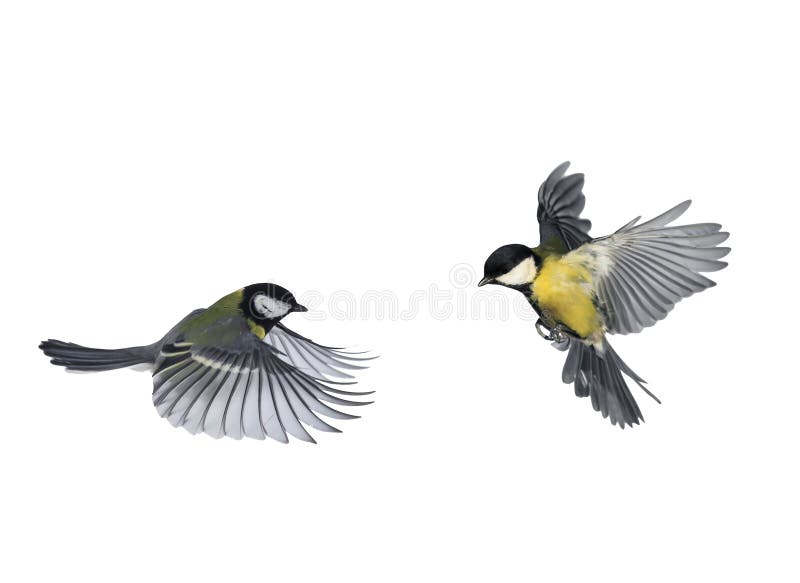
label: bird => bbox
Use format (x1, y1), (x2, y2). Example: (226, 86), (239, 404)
(39, 283), (374, 442)
(479, 162), (729, 428)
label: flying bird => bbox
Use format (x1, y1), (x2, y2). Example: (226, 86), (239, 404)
(479, 162), (729, 428)
(40, 283), (374, 442)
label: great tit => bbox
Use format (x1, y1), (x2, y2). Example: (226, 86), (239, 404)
(480, 162), (729, 428)
(40, 283), (374, 442)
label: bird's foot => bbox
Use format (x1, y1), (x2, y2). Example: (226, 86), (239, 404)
(535, 318), (551, 340)
(536, 319), (569, 343)
(550, 324), (569, 343)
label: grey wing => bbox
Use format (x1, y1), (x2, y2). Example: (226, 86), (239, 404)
(537, 161), (592, 251)
(264, 323), (375, 381)
(583, 200), (730, 334)
(150, 317), (373, 442)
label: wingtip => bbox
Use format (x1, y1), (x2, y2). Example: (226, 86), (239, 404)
(326, 388), (376, 396)
(333, 348), (377, 357)
(318, 379), (359, 386)
(338, 353), (380, 362)
(545, 161), (571, 183)
(345, 400), (374, 407)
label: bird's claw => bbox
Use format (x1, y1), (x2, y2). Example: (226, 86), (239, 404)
(536, 318), (566, 343)
(536, 319), (568, 343)
(549, 325), (569, 343)
(535, 318), (551, 340)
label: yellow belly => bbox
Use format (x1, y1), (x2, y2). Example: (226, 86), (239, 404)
(532, 256), (602, 338)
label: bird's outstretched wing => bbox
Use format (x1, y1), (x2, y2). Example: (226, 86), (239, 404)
(578, 200), (730, 334)
(264, 323), (374, 381)
(151, 316), (373, 442)
(537, 161), (592, 251)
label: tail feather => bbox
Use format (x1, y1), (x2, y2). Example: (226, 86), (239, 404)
(562, 338), (658, 429)
(39, 339), (156, 372)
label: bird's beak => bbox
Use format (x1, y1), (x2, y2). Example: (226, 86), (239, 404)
(293, 304), (308, 313)
(478, 276), (493, 287)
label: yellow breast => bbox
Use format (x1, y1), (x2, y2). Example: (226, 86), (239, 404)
(532, 255), (602, 338)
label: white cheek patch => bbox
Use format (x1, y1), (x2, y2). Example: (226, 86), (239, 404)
(496, 257), (537, 286)
(251, 293), (292, 319)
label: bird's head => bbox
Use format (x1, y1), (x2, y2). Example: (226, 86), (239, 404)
(479, 244), (537, 290)
(241, 283), (307, 332)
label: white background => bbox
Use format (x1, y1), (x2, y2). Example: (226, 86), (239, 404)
(1, 2), (798, 581)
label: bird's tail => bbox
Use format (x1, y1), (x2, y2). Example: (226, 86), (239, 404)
(561, 338), (660, 428)
(39, 339), (157, 372)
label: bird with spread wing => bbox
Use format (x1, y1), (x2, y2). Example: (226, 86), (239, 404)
(479, 162), (729, 428)
(40, 283), (374, 442)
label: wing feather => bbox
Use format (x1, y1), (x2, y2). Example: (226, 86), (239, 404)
(576, 200), (729, 335)
(272, 331), (356, 380)
(222, 352), (252, 440)
(241, 363), (267, 440)
(199, 352), (246, 438)
(268, 358), (315, 443)
(265, 323), (374, 382)
(271, 358), (362, 420)
(258, 350), (289, 443)
(280, 373), (341, 433)
(150, 317), (373, 441)
(537, 162), (592, 251)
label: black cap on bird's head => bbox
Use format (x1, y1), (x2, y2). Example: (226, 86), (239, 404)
(241, 283), (308, 324)
(479, 244), (536, 289)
